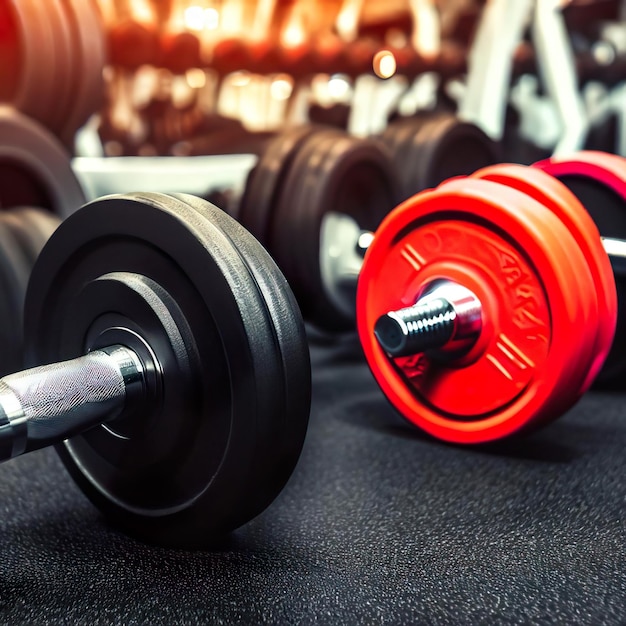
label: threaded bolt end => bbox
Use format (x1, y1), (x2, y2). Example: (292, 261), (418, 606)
(374, 298), (457, 357)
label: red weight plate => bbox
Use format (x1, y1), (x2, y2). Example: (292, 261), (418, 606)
(357, 178), (598, 444)
(472, 163), (617, 397)
(61, 0), (107, 146)
(312, 35), (351, 75)
(279, 43), (314, 78)
(345, 39), (378, 78)
(45, 0), (75, 136)
(4, 0), (56, 127)
(0, 0), (21, 102)
(534, 151), (626, 222)
(534, 150), (626, 387)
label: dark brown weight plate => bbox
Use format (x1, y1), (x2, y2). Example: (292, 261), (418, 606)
(45, 0), (75, 136)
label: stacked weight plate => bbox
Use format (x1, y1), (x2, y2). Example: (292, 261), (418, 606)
(0, 0), (106, 145)
(0, 106), (86, 375)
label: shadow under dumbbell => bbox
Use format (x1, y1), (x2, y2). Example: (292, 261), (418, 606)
(334, 394), (583, 465)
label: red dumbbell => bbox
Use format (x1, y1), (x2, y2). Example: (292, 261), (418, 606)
(357, 151), (626, 444)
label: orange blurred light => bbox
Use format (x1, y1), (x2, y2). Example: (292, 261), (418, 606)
(183, 5), (219, 31)
(230, 71), (251, 87)
(327, 75), (350, 100)
(131, 0), (154, 24)
(270, 75), (293, 100)
(186, 68), (207, 89)
(373, 50), (397, 79)
(282, 23), (305, 48)
(335, 0), (363, 42)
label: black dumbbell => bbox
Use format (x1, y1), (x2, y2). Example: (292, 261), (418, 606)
(0, 107), (87, 374)
(240, 118), (500, 330)
(380, 110), (502, 201)
(236, 126), (400, 331)
(0, 192), (311, 547)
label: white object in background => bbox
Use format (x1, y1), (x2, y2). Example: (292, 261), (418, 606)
(509, 74), (562, 149)
(398, 72), (440, 117)
(72, 154), (258, 202)
(74, 115), (105, 158)
(531, 0), (588, 155)
(459, 0), (534, 140)
(460, 0), (589, 155)
(409, 0), (441, 59)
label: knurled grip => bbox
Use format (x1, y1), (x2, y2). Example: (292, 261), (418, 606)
(0, 346), (144, 461)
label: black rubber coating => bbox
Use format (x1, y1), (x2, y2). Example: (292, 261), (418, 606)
(384, 112), (501, 200)
(0, 218), (30, 375)
(556, 174), (626, 387)
(23, 193), (311, 547)
(0, 207), (60, 267)
(238, 125), (321, 246)
(270, 129), (399, 331)
(0, 401), (12, 461)
(177, 193), (311, 529)
(0, 107), (85, 215)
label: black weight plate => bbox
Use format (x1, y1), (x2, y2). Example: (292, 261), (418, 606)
(0, 107), (85, 216)
(237, 125), (320, 245)
(175, 193), (310, 528)
(381, 112), (442, 153)
(270, 130), (399, 331)
(552, 172), (626, 387)
(24, 193), (310, 547)
(0, 218), (30, 375)
(380, 116), (422, 159)
(394, 114), (443, 196)
(0, 207), (60, 268)
(402, 113), (501, 198)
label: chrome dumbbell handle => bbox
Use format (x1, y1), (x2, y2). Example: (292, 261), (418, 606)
(0, 346), (145, 462)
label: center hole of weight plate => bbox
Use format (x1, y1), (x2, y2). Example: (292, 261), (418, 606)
(86, 326), (162, 441)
